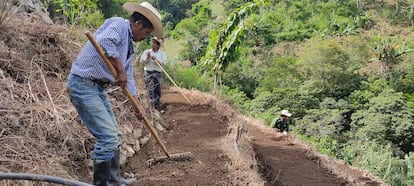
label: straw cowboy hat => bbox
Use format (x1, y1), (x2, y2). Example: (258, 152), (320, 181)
(280, 110), (292, 117)
(123, 1), (163, 38)
(152, 37), (163, 46)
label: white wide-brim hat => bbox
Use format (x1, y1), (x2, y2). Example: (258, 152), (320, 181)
(152, 37), (162, 46)
(280, 110), (292, 117)
(123, 1), (163, 38)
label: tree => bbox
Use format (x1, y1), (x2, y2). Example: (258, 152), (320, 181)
(297, 37), (363, 99)
(171, 0), (212, 65)
(351, 89), (414, 153)
(296, 98), (350, 140)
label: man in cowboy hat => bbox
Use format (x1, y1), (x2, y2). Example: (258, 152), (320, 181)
(271, 110), (292, 134)
(66, 2), (162, 185)
(139, 37), (167, 109)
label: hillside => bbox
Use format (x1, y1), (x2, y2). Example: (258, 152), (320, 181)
(0, 17), (386, 185)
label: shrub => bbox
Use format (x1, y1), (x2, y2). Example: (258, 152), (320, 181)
(164, 62), (211, 92)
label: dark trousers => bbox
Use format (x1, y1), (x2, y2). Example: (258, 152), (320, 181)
(144, 70), (162, 108)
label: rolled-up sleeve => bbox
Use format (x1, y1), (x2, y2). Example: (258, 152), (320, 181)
(125, 57), (137, 95)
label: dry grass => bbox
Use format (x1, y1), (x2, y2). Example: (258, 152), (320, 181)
(0, 0), (27, 27)
(0, 18), (92, 185)
(0, 18), (154, 185)
(215, 98), (265, 185)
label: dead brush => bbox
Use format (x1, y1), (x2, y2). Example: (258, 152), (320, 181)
(0, 0), (27, 27)
(0, 18), (94, 185)
(212, 96), (264, 186)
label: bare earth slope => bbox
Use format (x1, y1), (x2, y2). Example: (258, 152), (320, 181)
(123, 88), (384, 186)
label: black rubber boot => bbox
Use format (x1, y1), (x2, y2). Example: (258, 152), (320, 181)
(94, 160), (113, 186)
(109, 149), (136, 186)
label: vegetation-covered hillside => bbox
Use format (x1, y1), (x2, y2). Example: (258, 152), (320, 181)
(161, 1), (414, 185)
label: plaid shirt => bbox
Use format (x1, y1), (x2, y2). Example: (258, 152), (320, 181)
(70, 17), (136, 94)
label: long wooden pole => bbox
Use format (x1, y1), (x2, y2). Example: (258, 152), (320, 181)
(152, 58), (193, 106)
(85, 31), (170, 158)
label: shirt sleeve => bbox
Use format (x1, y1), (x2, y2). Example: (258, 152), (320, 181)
(96, 21), (123, 58)
(139, 50), (150, 63)
(158, 51), (167, 65)
(125, 57), (137, 95)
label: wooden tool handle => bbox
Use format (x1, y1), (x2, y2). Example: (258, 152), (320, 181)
(85, 31), (170, 158)
(152, 58), (193, 106)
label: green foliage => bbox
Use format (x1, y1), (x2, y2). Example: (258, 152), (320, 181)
(297, 37), (364, 99)
(222, 86), (250, 111)
(371, 36), (411, 76)
(261, 0), (367, 42)
(97, 0), (128, 18)
(222, 54), (258, 98)
(405, 153), (414, 185)
(202, 0), (263, 73)
(300, 135), (339, 157)
(148, 0), (200, 28)
(407, 93), (414, 112)
(351, 89), (414, 153)
(248, 91), (276, 116)
(296, 98), (350, 140)
(171, 0), (212, 65)
(255, 56), (300, 94)
(44, 0), (103, 27)
(164, 63), (211, 92)
(79, 11), (104, 28)
(388, 50), (414, 94)
(347, 78), (388, 110)
(344, 141), (409, 186)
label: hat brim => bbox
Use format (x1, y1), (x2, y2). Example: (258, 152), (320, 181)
(283, 113), (292, 117)
(123, 3), (163, 38)
(152, 37), (162, 46)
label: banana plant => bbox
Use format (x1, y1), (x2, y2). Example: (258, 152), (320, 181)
(371, 36), (411, 77)
(201, 0), (264, 93)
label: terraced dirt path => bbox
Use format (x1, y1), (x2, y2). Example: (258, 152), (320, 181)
(125, 88), (383, 186)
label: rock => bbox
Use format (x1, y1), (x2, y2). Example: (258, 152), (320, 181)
(133, 129), (142, 139)
(155, 122), (165, 132)
(15, 0), (53, 24)
(140, 136), (150, 146)
(132, 143), (140, 152)
(125, 144), (135, 158)
(125, 135), (136, 145)
(120, 153), (127, 165)
(122, 125), (133, 134)
(86, 159), (93, 169)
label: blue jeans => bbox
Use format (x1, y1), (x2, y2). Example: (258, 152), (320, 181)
(144, 71), (162, 108)
(67, 73), (121, 162)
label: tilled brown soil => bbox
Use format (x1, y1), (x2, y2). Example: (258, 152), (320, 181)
(123, 89), (384, 186)
(125, 89), (232, 185)
(250, 128), (381, 186)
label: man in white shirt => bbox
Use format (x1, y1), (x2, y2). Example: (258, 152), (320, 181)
(140, 37), (167, 109)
